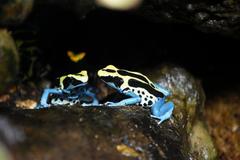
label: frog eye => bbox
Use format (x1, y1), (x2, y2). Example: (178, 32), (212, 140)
(101, 76), (124, 88)
(102, 69), (116, 73)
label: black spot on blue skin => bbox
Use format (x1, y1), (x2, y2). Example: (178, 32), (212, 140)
(139, 95), (142, 98)
(132, 89), (135, 92)
(148, 101), (153, 105)
(128, 79), (164, 98)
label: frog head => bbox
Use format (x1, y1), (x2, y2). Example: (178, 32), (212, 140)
(98, 65), (170, 97)
(97, 65), (124, 91)
(59, 70), (88, 90)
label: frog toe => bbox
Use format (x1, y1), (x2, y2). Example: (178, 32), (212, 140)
(35, 103), (48, 109)
(151, 101), (174, 124)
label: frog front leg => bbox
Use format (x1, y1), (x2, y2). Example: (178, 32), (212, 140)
(36, 87), (100, 109)
(105, 92), (141, 107)
(36, 88), (64, 109)
(151, 98), (174, 124)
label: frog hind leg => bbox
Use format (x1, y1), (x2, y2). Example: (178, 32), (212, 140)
(151, 99), (174, 124)
(50, 88), (99, 107)
(105, 92), (141, 107)
(81, 89), (99, 106)
(36, 88), (63, 109)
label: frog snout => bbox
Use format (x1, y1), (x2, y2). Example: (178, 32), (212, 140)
(97, 69), (104, 77)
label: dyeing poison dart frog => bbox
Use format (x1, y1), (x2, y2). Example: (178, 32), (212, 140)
(97, 65), (174, 124)
(36, 70), (99, 109)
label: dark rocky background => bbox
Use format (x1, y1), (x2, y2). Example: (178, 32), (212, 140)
(0, 0), (240, 159)
(11, 0), (240, 95)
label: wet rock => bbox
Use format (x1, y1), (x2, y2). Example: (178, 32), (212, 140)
(147, 65), (205, 132)
(0, 116), (25, 160)
(34, 0), (95, 19)
(0, 106), (188, 160)
(0, 116), (25, 146)
(136, 0), (240, 37)
(190, 120), (217, 160)
(0, 0), (33, 26)
(145, 65), (217, 160)
(0, 143), (11, 160)
(205, 94), (240, 160)
(33, 0), (240, 37)
(0, 29), (19, 92)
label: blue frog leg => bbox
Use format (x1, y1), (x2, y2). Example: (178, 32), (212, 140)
(105, 91), (141, 107)
(151, 97), (174, 124)
(65, 82), (88, 90)
(153, 83), (171, 97)
(36, 88), (64, 109)
(81, 89), (99, 106)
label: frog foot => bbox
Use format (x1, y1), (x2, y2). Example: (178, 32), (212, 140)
(35, 88), (64, 109)
(151, 101), (174, 124)
(104, 101), (118, 107)
(35, 104), (48, 109)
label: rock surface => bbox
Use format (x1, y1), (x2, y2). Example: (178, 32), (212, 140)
(1, 0), (237, 37)
(32, 0), (240, 37)
(144, 65), (217, 160)
(0, 0), (33, 26)
(34, 0), (96, 19)
(0, 29), (19, 92)
(0, 116), (25, 160)
(205, 93), (240, 160)
(136, 0), (240, 37)
(1, 106), (186, 160)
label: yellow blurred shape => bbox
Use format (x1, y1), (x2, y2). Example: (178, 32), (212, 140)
(96, 0), (142, 11)
(67, 51), (86, 63)
(116, 144), (140, 158)
(0, 94), (10, 103)
(15, 99), (37, 109)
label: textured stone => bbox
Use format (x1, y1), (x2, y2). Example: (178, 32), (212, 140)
(0, 29), (19, 92)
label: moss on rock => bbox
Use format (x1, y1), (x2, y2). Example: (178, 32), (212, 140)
(0, 0), (33, 26)
(0, 29), (19, 92)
